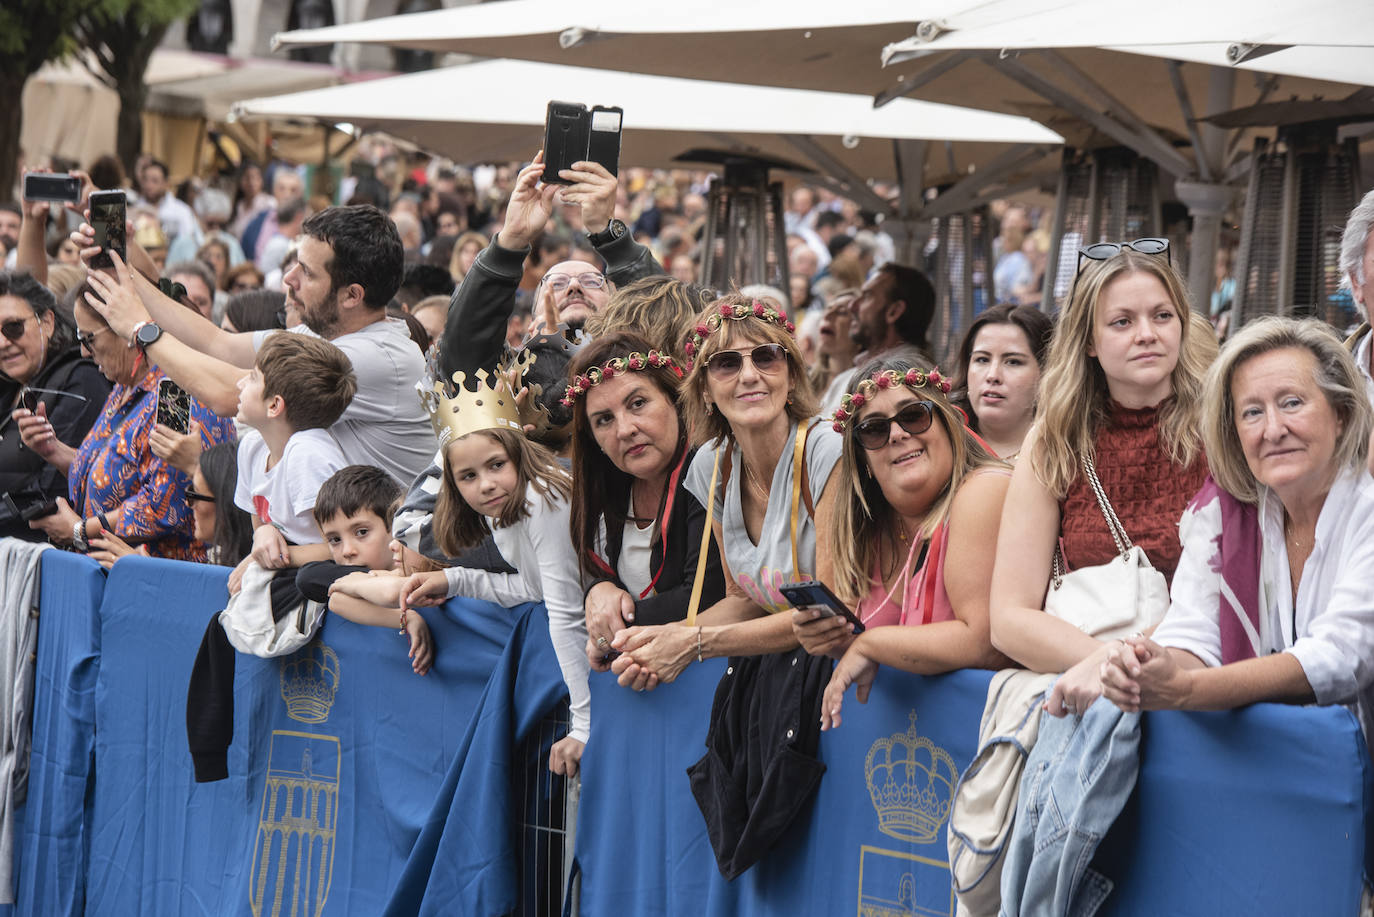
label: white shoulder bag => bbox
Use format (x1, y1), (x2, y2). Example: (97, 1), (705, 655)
(1043, 453), (1170, 640)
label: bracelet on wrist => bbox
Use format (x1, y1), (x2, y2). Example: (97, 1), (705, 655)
(696, 624), (704, 663)
(72, 519), (90, 553)
(398, 607), (409, 636)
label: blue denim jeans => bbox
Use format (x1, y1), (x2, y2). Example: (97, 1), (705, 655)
(998, 694), (1142, 917)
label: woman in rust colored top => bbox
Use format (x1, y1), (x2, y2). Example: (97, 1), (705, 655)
(989, 243), (1216, 718)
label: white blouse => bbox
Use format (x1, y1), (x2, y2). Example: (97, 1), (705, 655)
(1153, 467), (1374, 747)
(442, 490), (591, 743)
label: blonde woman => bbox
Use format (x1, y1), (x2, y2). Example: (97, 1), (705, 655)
(989, 242), (1216, 718)
(1103, 318), (1374, 741)
(808, 357), (1011, 730)
(609, 294), (841, 686)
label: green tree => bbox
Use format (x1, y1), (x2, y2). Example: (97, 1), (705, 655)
(76, 0), (199, 179)
(0, 0), (99, 201)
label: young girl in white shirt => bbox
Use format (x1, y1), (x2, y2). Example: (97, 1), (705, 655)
(400, 423), (589, 777)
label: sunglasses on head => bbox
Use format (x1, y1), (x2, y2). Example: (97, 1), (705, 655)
(0, 316), (33, 342)
(543, 272), (606, 293)
(1076, 238), (1170, 276)
(185, 488), (216, 504)
(705, 343), (788, 380)
(853, 400), (935, 451)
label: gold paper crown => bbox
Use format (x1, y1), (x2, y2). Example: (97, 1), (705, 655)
(280, 642), (340, 725)
(864, 711), (957, 844)
(419, 349), (533, 448)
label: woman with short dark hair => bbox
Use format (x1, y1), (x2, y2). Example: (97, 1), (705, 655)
(0, 270), (109, 541)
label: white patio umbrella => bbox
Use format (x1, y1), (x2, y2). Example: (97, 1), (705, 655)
(230, 58), (1063, 212)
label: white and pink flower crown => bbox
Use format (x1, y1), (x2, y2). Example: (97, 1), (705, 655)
(561, 350), (682, 407)
(683, 299), (796, 371)
(830, 367), (951, 433)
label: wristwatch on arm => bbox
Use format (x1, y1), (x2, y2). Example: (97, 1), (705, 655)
(586, 219), (627, 248)
(131, 320), (163, 350)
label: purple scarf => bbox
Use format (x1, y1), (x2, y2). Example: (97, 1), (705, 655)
(1188, 476), (1264, 663)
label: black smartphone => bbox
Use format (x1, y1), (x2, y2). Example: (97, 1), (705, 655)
(542, 101), (590, 185)
(587, 106), (623, 178)
(88, 190), (127, 271)
(156, 378), (192, 434)
(23, 172), (82, 204)
(780, 579), (866, 634)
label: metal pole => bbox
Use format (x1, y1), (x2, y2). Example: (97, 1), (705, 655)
(1276, 141), (1299, 317)
(1041, 149), (1071, 312)
(1231, 138), (1265, 327)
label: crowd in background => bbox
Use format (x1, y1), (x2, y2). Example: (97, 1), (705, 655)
(3, 137), (1374, 909)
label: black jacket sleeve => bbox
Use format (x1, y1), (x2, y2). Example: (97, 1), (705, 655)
(631, 486), (725, 626)
(598, 231), (664, 287)
(438, 240), (529, 380)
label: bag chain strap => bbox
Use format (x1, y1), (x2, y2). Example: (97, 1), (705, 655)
(1050, 452), (1134, 589)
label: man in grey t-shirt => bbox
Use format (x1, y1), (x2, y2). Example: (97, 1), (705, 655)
(78, 204), (436, 486)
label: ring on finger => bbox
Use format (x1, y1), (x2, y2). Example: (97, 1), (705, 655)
(595, 636), (608, 648)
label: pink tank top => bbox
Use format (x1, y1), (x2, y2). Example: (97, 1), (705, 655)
(857, 522), (955, 628)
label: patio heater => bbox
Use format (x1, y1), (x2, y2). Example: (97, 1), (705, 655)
(925, 205), (995, 362)
(1040, 146), (1163, 313)
(683, 151), (792, 294)
(1230, 121), (1365, 331)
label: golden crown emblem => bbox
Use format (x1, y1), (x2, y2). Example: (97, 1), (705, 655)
(280, 642), (341, 724)
(864, 711), (958, 844)
(419, 348), (534, 448)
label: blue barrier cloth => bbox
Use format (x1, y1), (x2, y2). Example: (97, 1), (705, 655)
(382, 602), (567, 917)
(576, 663), (1373, 915)
(577, 663), (991, 916)
(16, 552), (105, 917)
(1096, 704), (1372, 916)
(30, 555), (523, 916)
(577, 660), (734, 917)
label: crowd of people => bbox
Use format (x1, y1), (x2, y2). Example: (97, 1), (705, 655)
(4, 141), (1374, 909)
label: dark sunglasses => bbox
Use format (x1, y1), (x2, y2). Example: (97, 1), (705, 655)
(18, 385), (89, 412)
(705, 343), (788, 380)
(853, 401), (935, 451)
(185, 488), (216, 504)
(75, 327), (112, 350)
(1076, 238), (1170, 276)
(1, 317), (33, 342)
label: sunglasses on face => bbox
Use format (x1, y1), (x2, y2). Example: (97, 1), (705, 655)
(1076, 238), (1170, 276)
(185, 488), (216, 504)
(0, 316), (33, 342)
(705, 343), (788, 381)
(543, 272), (607, 293)
(75, 327), (112, 350)
(853, 400), (935, 451)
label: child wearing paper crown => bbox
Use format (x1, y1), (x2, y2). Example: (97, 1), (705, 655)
(399, 366), (589, 777)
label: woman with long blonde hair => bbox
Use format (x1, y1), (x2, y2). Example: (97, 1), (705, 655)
(989, 243), (1217, 717)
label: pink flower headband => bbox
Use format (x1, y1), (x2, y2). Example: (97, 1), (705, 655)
(831, 367), (951, 433)
(561, 350), (682, 407)
(683, 299), (796, 371)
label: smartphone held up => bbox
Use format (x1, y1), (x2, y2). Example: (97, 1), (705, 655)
(88, 190), (127, 271)
(22, 172), (82, 204)
(541, 101), (623, 185)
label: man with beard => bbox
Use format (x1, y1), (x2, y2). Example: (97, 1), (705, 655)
(818, 262), (937, 414)
(71, 205), (436, 485)
(437, 152), (661, 382)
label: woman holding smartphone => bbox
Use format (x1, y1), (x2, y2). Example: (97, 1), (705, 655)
(19, 278), (235, 560)
(608, 295), (843, 685)
(809, 357), (1012, 729)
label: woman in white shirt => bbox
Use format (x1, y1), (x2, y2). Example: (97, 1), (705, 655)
(1101, 317), (1374, 747)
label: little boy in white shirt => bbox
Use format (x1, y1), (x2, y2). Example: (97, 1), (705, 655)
(232, 333), (356, 579)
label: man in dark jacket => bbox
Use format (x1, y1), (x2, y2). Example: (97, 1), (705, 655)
(438, 153), (662, 381)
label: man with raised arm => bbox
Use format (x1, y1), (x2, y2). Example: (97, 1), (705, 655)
(76, 205), (436, 486)
(438, 153), (662, 380)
